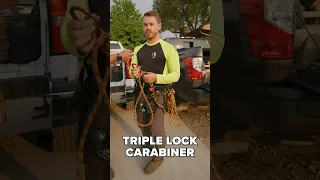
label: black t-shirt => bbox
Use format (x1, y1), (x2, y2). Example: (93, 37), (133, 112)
(137, 43), (166, 74)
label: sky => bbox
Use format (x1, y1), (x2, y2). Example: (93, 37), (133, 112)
(110, 0), (176, 38)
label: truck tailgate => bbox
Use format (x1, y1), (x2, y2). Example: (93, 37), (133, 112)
(213, 84), (320, 134)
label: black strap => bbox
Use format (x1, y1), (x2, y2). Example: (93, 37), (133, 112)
(78, 53), (91, 83)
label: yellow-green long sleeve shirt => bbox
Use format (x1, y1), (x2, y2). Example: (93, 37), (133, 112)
(60, 0), (89, 57)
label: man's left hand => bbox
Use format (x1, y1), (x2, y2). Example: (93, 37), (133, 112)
(143, 72), (157, 83)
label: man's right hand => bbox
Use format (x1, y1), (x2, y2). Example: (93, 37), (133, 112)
(67, 14), (100, 54)
(131, 66), (141, 79)
(119, 50), (134, 62)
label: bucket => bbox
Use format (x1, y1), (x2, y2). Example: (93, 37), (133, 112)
(111, 64), (123, 82)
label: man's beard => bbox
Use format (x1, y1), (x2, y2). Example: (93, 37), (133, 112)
(144, 31), (158, 40)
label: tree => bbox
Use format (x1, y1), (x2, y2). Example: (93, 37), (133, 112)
(152, 0), (210, 33)
(110, 0), (145, 50)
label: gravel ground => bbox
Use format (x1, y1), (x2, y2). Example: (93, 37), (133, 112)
(179, 107), (320, 180)
(213, 130), (320, 180)
(178, 106), (210, 148)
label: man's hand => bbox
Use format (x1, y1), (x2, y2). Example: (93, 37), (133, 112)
(67, 14), (100, 54)
(143, 72), (157, 83)
(131, 66), (141, 79)
(119, 50), (134, 62)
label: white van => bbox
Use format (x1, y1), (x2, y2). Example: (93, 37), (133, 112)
(110, 41), (135, 107)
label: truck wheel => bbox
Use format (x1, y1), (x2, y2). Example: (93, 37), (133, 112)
(51, 123), (78, 152)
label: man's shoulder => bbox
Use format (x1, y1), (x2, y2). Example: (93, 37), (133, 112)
(159, 39), (175, 50)
(159, 40), (177, 54)
(134, 43), (146, 52)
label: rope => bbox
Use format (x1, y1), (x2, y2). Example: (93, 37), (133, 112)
(132, 64), (181, 128)
(69, 6), (110, 180)
(75, 29), (109, 180)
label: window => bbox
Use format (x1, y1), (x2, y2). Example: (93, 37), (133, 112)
(183, 41), (194, 48)
(110, 43), (121, 49)
(193, 39), (209, 48)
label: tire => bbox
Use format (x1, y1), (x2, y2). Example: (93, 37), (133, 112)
(51, 123), (78, 152)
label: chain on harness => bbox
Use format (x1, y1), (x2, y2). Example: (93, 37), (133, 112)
(69, 6), (110, 180)
(132, 63), (181, 128)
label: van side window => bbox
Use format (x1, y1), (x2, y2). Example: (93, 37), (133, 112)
(183, 41), (194, 48)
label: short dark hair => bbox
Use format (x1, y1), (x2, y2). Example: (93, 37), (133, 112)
(143, 11), (161, 24)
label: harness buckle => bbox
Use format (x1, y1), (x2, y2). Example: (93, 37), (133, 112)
(97, 148), (110, 161)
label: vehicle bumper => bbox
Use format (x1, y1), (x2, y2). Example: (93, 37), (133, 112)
(110, 86), (126, 105)
(177, 88), (210, 106)
(212, 85), (320, 134)
(0, 96), (52, 135)
(252, 59), (293, 83)
(125, 79), (135, 102)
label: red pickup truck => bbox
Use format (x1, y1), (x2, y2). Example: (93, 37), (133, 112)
(212, 0), (320, 157)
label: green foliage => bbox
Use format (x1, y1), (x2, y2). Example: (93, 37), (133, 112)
(110, 0), (146, 50)
(152, 0), (210, 33)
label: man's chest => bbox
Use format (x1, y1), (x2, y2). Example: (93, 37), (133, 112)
(138, 45), (165, 65)
(137, 44), (167, 74)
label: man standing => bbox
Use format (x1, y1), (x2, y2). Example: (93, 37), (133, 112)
(129, 11), (180, 174)
(61, 0), (133, 179)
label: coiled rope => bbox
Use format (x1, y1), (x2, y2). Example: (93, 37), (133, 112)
(132, 64), (181, 128)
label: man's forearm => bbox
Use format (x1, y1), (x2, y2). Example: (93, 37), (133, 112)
(156, 71), (180, 84)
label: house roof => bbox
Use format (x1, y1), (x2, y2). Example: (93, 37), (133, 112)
(184, 23), (210, 37)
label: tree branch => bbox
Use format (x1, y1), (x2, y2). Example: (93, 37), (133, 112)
(182, 6), (195, 31)
(206, 16), (210, 24)
(195, 15), (199, 29)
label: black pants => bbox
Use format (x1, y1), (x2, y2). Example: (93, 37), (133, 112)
(77, 75), (110, 180)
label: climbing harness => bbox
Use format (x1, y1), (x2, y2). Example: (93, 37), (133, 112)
(132, 63), (181, 128)
(91, 130), (110, 161)
(69, 6), (110, 180)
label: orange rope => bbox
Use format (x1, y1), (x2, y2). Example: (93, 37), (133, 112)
(132, 65), (181, 128)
